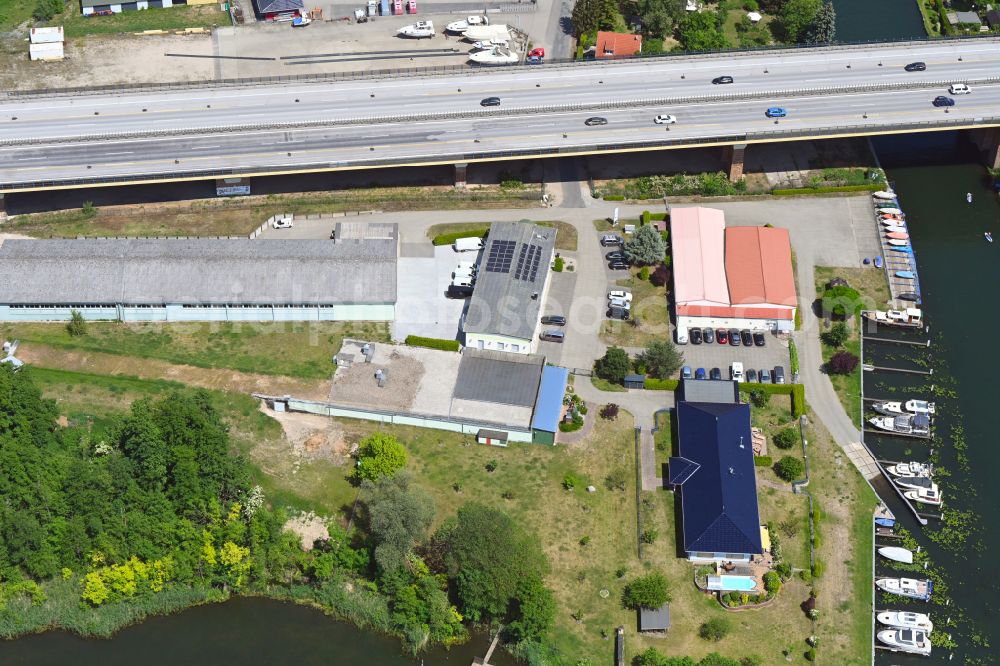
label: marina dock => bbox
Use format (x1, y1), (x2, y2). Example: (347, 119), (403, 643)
(871, 191), (922, 306)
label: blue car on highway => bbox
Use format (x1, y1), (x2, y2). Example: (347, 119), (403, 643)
(765, 107), (787, 118)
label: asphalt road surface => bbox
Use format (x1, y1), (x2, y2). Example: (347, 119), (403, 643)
(1, 38), (998, 187)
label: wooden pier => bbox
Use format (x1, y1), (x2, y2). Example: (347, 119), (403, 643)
(863, 336), (930, 346)
(472, 629), (502, 666)
(863, 364), (932, 375)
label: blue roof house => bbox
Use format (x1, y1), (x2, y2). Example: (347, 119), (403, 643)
(670, 401), (763, 562)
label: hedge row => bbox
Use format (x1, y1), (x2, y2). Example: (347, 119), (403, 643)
(771, 184), (878, 196)
(603, 195), (626, 201)
(404, 335), (460, 352)
(644, 378), (680, 391)
(754, 455), (773, 467)
(431, 228), (489, 246)
(650, 212), (667, 221)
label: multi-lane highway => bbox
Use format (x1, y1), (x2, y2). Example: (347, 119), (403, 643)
(2, 38), (999, 191)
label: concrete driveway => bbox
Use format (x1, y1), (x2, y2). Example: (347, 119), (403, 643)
(392, 245), (469, 341)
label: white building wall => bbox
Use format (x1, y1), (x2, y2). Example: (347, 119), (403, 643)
(463, 332), (534, 355)
(678, 314), (794, 334)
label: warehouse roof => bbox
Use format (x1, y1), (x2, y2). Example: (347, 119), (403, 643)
(675, 401), (762, 556)
(0, 238), (396, 305)
(724, 226), (797, 307)
(453, 349), (544, 407)
(670, 207), (730, 307)
(463, 222), (556, 341)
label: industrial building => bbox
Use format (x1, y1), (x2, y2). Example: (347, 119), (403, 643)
(0, 235), (397, 322)
(671, 207), (797, 337)
(462, 222), (556, 355)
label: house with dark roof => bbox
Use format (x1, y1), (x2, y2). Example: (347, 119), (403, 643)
(254, 0), (304, 19)
(669, 400), (763, 562)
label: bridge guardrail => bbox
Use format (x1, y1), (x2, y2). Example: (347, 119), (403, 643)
(5, 75), (1000, 148)
(3, 115), (999, 192)
(2, 35), (1000, 100)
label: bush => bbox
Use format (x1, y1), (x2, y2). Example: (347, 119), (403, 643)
(500, 178), (523, 190)
(643, 378), (679, 391)
(603, 195), (626, 201)
(600, 403), (620, 420)
(81, 201), (97, 218)
(789, 339), (799, 374)
(791, 384), (805, 417)
(699, 617), (731, 641)
(821, 285), (862, 319)
(405, 335), (460, 351)
(811, 559), (825, 578)
(771, 184), (879, 195)
(66, 310), (87, 337)
(553, 256), (564, 272)
(827, 351), (859, 375)
(774, 456), (805, 481)
(639, 340), (684, 380)
(650, 263), (671, 287)
(753, 455), (772, 466)
(605, 467), (627, 491)
(763, 571), (782, 596)
(776, 562), (792, 580)
(622, 572), (671, 609)
(639, 266), (650, 281)
(773, 427), (798, 450)
(805, 649), (816, 661)
(749, 389), (770, 408)
(641, 210), (651, 225)
(640, 529), (658, 544)
(33, 0), (63, 21)
(354, 432), (408, 481)
(431, 228), (489, 246)
(821, 321), (849, 347)
(562, 473), (583, 490)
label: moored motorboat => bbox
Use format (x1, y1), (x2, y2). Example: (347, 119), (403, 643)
(877, 628), (932, 656)
(877, 610), (933, 631)
(905, 399), (935, 414)
(885, 460), (932, 477)
(397, 20), (436, 38)
(905, 485), (943, 505)
(874, 191), (898, 200)
(878, 207), (903, 215)
(894, 474), (934, 491)
(887, 239), (910, 247)
(868, 414), (929, 436)
(876, 577), (933, 601)
(878, 546), (914, 564)
(861, 308), (922, 327)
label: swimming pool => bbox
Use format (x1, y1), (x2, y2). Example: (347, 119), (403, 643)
(707, 575), (758, 592)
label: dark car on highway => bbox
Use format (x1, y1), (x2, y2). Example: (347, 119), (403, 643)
(716, 328), (729, 345)
(753, 331), (766, 347)
(480, 97), (501, 107)
(729, 328), (741, 346)
(541, 315), (567, 326)
(709, 367), (722, 380)
(904, 61), (926, 72)
(585, 117), (609, 126)
(712, 76), (734, 84)
(690, 328), (703, 345)
(740, 329), (753, 346)
(703, 327), (715, 344)
(933, 96), (955, 107)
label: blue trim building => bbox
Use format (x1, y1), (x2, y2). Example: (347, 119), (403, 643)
(531, 365), (569, 444)
(671, 401), (763, 562)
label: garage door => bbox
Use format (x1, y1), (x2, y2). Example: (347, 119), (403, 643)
(149, 0), (163, 6)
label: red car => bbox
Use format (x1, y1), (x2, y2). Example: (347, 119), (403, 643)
(715, 328), (729, 345)
(528, 47), (545, 58)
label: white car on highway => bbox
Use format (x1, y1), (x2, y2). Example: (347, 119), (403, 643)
(654, 114), (677, 125)
(948, 83), (971, 95)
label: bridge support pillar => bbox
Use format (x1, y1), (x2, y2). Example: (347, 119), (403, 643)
(970, 128), (1000, 169)
(725, 143), (747, 182)
(0, 194), (6, 224)
(454, 162), (468, 188)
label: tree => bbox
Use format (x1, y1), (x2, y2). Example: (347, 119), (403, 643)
(821, 285), (861, 319)
(571, 0), (626, 36)
(434, 503), (550, 623)
(749, 389), (770, 408)
(505, 576), (555, 642)
(32, 0), (63, 21)
(772, 427), (798, 450)
(774, 455), (805, 481)
(67, 310), (87, 337)
(639, 0), (687, 38)
(354, 432), (408, 481)
(821, 321), (849, 347)
(827, 351), (859, 375)
(636, 648), (696, 666)
(676, 11), (730, 52)
(594, 346), (631, 384)
(778, 0), (821, 42)
(699, 617), (732, 641)
(763, 571), (782, 596)
(624, 224), (668, 266)
(600, 403), (620, 420)
(640, 340), (684, 379)
(802, 1), (836, 43)
(650, 263), (671, 287)
(622, 572), (671, 609)
(364, 473), (434, 574)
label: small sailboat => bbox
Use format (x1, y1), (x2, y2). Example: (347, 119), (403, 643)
(905, 485), (943, 505)
(873, 191), (897, 200)
(877, 610), (933, 631)
(895, 270), (915, 279)
(986, 232), (993, 243)
(967, 192), (973, 203)
(887, 232), (910, 241)
(876, 577), (933, 601)
(877, 628), (932, 656)
(887, 239), (910, 247)
(881, 218), (906, 227)
(878, 207), (903, 215)
(878, 546), (914, 564)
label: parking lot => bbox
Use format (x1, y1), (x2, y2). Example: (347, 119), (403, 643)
(678, 330), (792, 383)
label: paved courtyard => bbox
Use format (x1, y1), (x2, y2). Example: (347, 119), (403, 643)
(678, 333), (792, 383)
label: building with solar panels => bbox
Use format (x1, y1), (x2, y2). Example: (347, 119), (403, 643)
(462, 222), (556, 354)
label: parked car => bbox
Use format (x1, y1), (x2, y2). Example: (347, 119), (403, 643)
(526, 55), (544, 64)
(676, 328), (687, 344)
(904, 61), (926, 72)
(528, 47), (545, 58)
(703, 327), (715, 344)
(747, 369), (758, 383)
(605, 251), (626, 261)
(480, 96), (501, 106)
(653, 114), (677, 125)
(601, 234), (624, 247)
(541, 315), (567, 326)
(753, 331), (766, 347)
(607, 306), (630, 320)
(608, 297), (632, 309)
(690, 328), (703, 345)
(585, 117), (609, 126)
(446, 284), (474, 299)
(682, 366), (693, 379)
(729, 328), (741, 346)
(709, 367), (722, 380)
(774, 366), (786, 384)
(712, 75), (734, 84)
(608, 289), (633, 301)
(452, 277), (474, 288)
(695, 367), (707, 380)
(540, 330), (565, 343)
(716, 328), (729, 345)
(932, 95), (955, 107)
(731, 362), (744, 382)
(765, 107), (787, 118)
(608, 260), (629, 270)
(740, 329), (753, 346)
(271, 216), (293, 229)
(759, 368), (771, 383)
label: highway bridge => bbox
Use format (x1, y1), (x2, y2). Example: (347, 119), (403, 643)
(2, 37), (1000, 193)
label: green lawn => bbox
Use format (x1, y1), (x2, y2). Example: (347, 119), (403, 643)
(1, 321), (389, 380)
(600, 268), (669, 347)
(426, 220), (577, 252)
(59, 3), (226, 38)
(653, 410), (672, 468)
(0, 0), (35, 31)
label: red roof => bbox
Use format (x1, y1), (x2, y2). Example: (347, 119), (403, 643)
(677, 304), (794, 320)
(724, 227), (797, 307)
(596, 32), (642, 59)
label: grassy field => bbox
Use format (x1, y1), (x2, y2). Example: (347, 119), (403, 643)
(0, 0), (34, 31)
(0, 321), (388, 380)
(814, 267), (890, 427)
(600, 268), (669, 347)
(425, 220), (578, 252)
(57, 3), (225, 38)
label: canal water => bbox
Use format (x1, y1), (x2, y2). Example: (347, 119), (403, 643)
(830, 0), (926, 43)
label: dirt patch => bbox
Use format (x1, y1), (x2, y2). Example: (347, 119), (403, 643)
(283, 512), (330, 551)
(328, 349), (425, 411)
(263, 404), (352, 464)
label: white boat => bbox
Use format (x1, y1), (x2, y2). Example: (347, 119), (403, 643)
(471, 39), (508, 50)
(877, 628), (932, 656)
(881, 219), (906, 227)
(887, 239), (910, 247)
(894, 475), (934, 491)
(878, 546), (914, 564)
(873, 401), (935, 417)
(397, 20), (435, 38)
(468, 45), (518, 65)
(877, 610), (933, 632)
(987, 232), (994, 243)
(464, 24), (510, 42)
(967, 192), (973, 203)
(876, 577), (932, 601)
(868, 414), (929, 436)
(885, 461), (932, 478)
(873, 191), (898, 200)
(905, 485), (943, 505)
(445, 14), (488, 33)
(878, 207), (903, 215)
(862, 308), (922, 328)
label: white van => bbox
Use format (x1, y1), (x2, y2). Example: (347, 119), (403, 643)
(452, 277), (474, 288)
(453, 237), (484, 252)
(731, 362), (744, 382)
(948, 83), (971, 95)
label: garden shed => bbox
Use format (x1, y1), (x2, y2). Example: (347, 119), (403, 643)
(639, 602), (670, 632)
(623, 373), (646, 389)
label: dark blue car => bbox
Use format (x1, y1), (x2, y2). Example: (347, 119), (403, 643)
(695, 367), (707, 380)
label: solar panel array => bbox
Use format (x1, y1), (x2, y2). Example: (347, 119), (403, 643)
(514, 243), (542, 282)
(485, 239), (516, 274)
